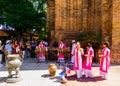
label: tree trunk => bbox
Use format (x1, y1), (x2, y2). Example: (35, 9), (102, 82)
(16, 30), (23, 41)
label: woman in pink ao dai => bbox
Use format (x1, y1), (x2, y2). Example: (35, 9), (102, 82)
(73, 42), (84, 79)
(99, 42), (110, 79)
(38, 41), (46, 61)
(83, 43), (94, 78)
(58, 40), (66, 62)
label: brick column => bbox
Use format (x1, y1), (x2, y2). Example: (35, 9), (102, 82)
(82, 0), (88, 31)
(111, 0), (120, 64)
(47, 0), (55, 40)
(54, 0), (64, 41)
(94, 0), (102, 33)
(61, 0), (67, 31)
(55, 0), (61, 30)
(101, 0), (112, 42)
(77, 0), (83, 32)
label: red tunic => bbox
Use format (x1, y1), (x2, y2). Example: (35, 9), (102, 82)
(13, 43), (20, 54)
(82, 47), (94, 70)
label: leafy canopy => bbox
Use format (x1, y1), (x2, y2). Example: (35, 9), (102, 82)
(0, 0), (46, 34)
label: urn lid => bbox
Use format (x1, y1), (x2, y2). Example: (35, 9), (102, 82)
(49, 64), (56, 67)
(7, 54), (20, 58)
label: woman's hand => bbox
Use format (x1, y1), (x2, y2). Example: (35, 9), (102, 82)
(79, 49), (82, 53)
(84, 54), (89, 57)
(99, 54), (104, 57)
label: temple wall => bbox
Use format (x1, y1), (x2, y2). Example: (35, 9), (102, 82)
(101, 0), (112, 42)
(47, 0), (120, 64)
(111, 0), (120, 64)
(47, 0), (103, 45)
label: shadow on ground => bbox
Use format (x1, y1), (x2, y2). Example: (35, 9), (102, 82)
(0, 76), (7, 83)
(41, 74), (60, 83)
(66, 74), (105, 82)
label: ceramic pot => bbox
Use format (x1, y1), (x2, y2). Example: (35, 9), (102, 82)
(48, 64), (57, 77)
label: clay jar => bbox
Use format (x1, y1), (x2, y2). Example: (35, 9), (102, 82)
(48, 64), (57, 77)
(6, 54), (22, 68)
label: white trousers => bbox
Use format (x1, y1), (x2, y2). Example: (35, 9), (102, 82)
(99, 71), (107, 79)
(39, 56), (45, 61)
(84, 69), (93, 78)
(58, 58), (64, 63)
(0, 54), (2, 64)
(71, 55), (75, 63)
(22, 51), (25, 58)
(76, 69), (83, 78)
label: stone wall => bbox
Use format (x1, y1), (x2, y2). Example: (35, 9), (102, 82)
(111, 0), (120, 64)
(47, 0), (55, 39)
(101, 0), (112, 43)
(47, 0), (120, 64)
(111, 50), (120, 64)
(47, 0), (105, 45)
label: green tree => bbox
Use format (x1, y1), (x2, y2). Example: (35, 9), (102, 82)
(0, 0), (37, 36)
(30, 0), (47, 41)
(0, 0), (6, 24)
(0, 0), (47, 40)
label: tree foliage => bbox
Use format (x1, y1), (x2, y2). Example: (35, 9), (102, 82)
(30, 0), (47, 40)
(0, 0), (47, 36)
(30, 0), (47, 30)
(0, 0), (37, 32)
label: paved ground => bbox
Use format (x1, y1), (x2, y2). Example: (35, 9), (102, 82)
(62, 65), (120, 86)
(0, 58), (120, 86)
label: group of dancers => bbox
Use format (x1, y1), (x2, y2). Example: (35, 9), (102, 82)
(36, 40), (110, 80)
(71, 40), (110, 80)
(58, 40), (110, 81)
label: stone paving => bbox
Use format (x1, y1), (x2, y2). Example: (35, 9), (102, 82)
(0, 58), (61, 86)
(0, 58), (120, 86)
(62, 65), (120, 86)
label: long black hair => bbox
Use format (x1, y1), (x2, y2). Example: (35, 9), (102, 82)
(103, 41), (110, 49)
(86, 43), (92, 48)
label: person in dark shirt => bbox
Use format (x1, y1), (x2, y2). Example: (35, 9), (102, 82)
(25, 40), (31, 58)
(30, 40), (37, 58)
